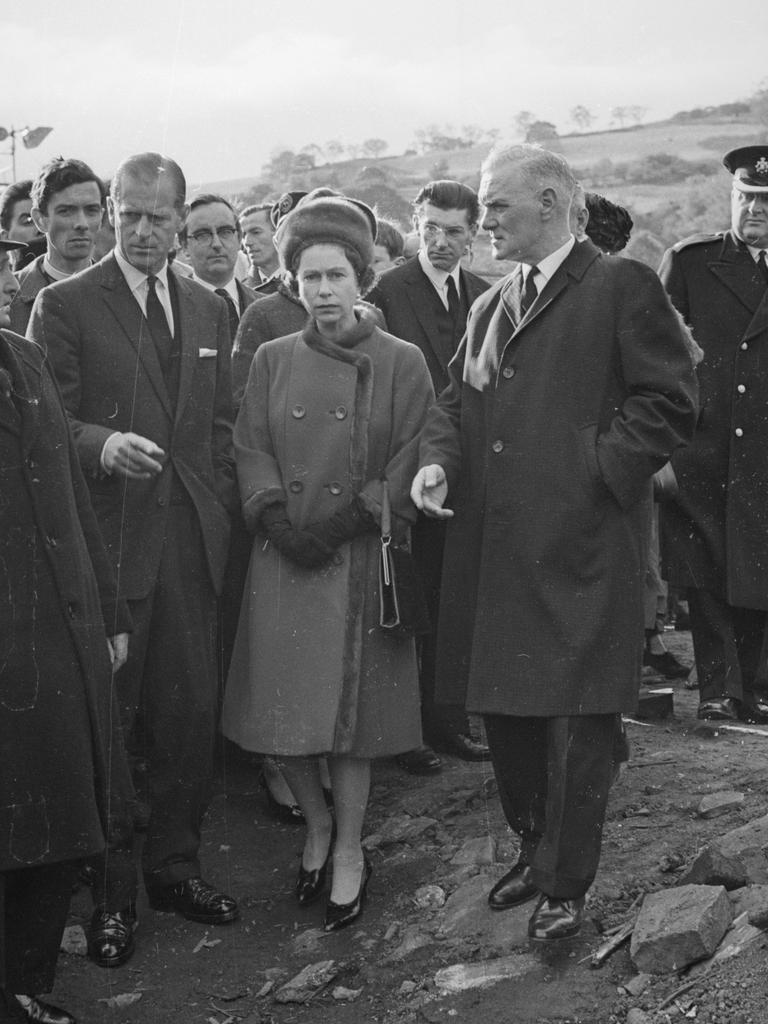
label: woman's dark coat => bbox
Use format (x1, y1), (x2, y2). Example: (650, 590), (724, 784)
(419, 241), (699, 717)
(0, 329), (132, 872)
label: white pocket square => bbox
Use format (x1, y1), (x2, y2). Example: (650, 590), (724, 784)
(198, 348), (218, 358)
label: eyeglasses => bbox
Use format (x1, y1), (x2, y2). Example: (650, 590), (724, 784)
(188, 226), (238, 245)
(421, 222), (469, 241)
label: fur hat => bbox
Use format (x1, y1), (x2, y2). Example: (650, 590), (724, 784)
(275, 196), (376, 272)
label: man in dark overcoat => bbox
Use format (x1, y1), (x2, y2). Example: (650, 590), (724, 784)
(412, 145), (698, 940)
(27, 153), (239, 969)
(369, 180), (490, 770)
(0, 239), (133, 1024)
(659, 146), (768, 723)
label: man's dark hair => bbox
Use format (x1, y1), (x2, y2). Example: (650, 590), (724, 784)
(584, 193), (633, 255)
(112, 152), (186, 211)
(31, 158), (105, 215)
(178, 193), (239, 245)
(375, 218), (405, 259)
(412, 180), (480, 226)
(0, 179), (33, 231)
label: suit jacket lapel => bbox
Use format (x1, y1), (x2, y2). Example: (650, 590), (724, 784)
(171, 271), (198, 425)
(99, 254), (173, 418)
(404, 261), (447, 366)
(708, 232), (765, 316)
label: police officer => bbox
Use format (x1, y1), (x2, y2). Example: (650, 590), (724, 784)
(659, 146), (768, 722)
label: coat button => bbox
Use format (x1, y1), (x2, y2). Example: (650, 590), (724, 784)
(289, 480), (304, 493)
(26, 455), (36, 469)
(735, 428), (744, 437)
(329, 482), (343, 496)
(737, 384), (746, 394)
(334, 406), (348, 420)
(157, 496), (166, 506)
(492, 440), (504, 453)
(502, 366), (515, 379)
(292, 405), (306, 418)
(67, 602), (77, 618)
(741, 342), (748, 350)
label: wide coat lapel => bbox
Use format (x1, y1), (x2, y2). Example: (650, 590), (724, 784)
(404, 260), (446, 366)
(98, 254), (173, 419)
(0, 329), (41, 450)
(708, 232), (765, 317)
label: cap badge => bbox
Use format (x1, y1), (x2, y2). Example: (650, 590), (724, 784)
(756, 156), (768, 176)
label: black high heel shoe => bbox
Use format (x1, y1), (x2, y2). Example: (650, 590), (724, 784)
(296, 854), (330, 906)
(259, 770), (305, 824)
(323, 856), (372, 932)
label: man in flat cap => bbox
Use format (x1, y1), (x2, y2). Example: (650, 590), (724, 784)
(659, 146), (768, 723)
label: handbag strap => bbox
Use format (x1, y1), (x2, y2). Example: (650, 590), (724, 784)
(381, 479), (392, 540)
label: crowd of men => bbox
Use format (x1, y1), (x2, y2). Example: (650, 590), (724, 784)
(1, 139), (767, 1023)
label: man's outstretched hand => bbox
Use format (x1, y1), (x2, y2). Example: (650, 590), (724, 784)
(411, 465), (453, 519)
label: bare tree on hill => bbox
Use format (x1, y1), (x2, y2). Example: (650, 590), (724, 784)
(570, 105), (595, 132)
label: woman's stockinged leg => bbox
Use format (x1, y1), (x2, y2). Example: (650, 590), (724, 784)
(327, 755), (371, 904)
(278, 756), (333, 871)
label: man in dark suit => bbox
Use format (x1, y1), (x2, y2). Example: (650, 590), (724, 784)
(659, 146), (768, 724)
(28, 152), (239, 970)
(9, 157), (105, 335)
(412, 145), (697, 939)
(369, 180), (490, 771)
(240, 201), (280, 292)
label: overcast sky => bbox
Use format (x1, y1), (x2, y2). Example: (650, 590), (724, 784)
(3, 0), (766, 188)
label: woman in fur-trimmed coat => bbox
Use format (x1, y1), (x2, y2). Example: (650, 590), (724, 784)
(221, 195), (433, 930)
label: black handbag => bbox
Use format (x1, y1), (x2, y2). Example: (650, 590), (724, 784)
(378, 481), (431, 637)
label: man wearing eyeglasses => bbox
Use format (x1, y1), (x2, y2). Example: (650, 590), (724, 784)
(179, 194), (257, 340)
(369, 181), (490, 773)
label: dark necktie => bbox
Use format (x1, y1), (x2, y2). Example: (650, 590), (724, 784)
(520, 266), (539, 317)
(215, 287), (240, 341)
(758, 251), (768, 287)
(146, 274), (173, 371)
(446, 275), (460, 325)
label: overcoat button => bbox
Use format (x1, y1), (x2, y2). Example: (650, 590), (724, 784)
(737, 384), (746, 394)
(334, 406), (348, 420)
(492, 440), (504, 453)
(502, 366), (515, 379)
(329, 482), (343, 495)
(332, 552), (344, 566)
(27, 456), (36, 469)
(157, 496), (166, 506)
(289, 480), (304, 493)
(735, 428), (744, 437)
(741, 342), (748, 350)
(292, 405), (306, 418)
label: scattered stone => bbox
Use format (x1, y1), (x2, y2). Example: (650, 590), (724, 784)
(274, 960), (338, 1004)
(331, 986), (362, 1001)
(384, 922), (400, 941)
(626, 1010), (651, 1024)
(399, 980), (417, 995)
(384, 924), (433, 961)
(636, 687), (674, 720)
(679, 814), (768, 888)
(97, 992), (144, 1009)
(363, 814), (438, 850)
(434, 954), (538, 993)
(290, 927), (325, 954)
(622, 973), (652, 996)
(436, 873), (534, 952)
(697, 791), (745, 819)
(60, 925), (87, 956)
(630, 884), (733, 973)
(688, 910), (765, 976)
(413, 884), (446, 909)
(747, 885), (768, 929)
(450, 836), (496, 867)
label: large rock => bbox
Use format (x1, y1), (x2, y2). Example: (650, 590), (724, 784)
(679, 813), (768, 888)
(630, 884), (733, 973)
(435, 954), (538, 993)
(437, 873), (530, 951)
(697, 791), (745, 819)
(451, 836), (496, 867)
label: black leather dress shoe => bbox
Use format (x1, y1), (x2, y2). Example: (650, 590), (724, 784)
(4, 994), (77, 1024)
(87, 905), (136, 968)
(488, 861), (539, 910)
(527, 893), (585, 940)
(643, 648), (692, 680)
(296, 855), (330, 906)
(324, 857), (372, 932)
(395, 746), (442, 775)
(432, 734), (492, 762)
(697, 697), (738, 721)
(148, 877), (239, 924)
(738, 696), (768, 724)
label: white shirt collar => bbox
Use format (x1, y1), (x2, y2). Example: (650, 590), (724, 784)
(746, 243), (768, 260)
(418, 249), (462, 307)
(113, 245), (170, 295)
(520, 235), (576, 286)
(192, 272), (240, 310)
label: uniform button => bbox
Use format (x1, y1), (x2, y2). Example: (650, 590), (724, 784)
(328, 482), (343, 496)
(332, 552), (344, 566)
(292, 405), (306, 419)
(502, 366), (515, 379)
(741, 342), (748, 350)
(737, 384), (746, 394)
(289, 480), (304, 494)
(492, 440), (504, 453)
(735, 428), (744, 437)
(157, 496), (166, 506)
(334, 406), (348, 420)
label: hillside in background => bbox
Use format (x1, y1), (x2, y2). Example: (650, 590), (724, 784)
(205, 107), (765, 272)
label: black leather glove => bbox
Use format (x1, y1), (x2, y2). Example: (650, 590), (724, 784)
(304, 495), (376, 550)
(259, 502), (335, 568)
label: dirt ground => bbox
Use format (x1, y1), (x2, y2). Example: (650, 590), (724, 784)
(52, 629), (768, 1024)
